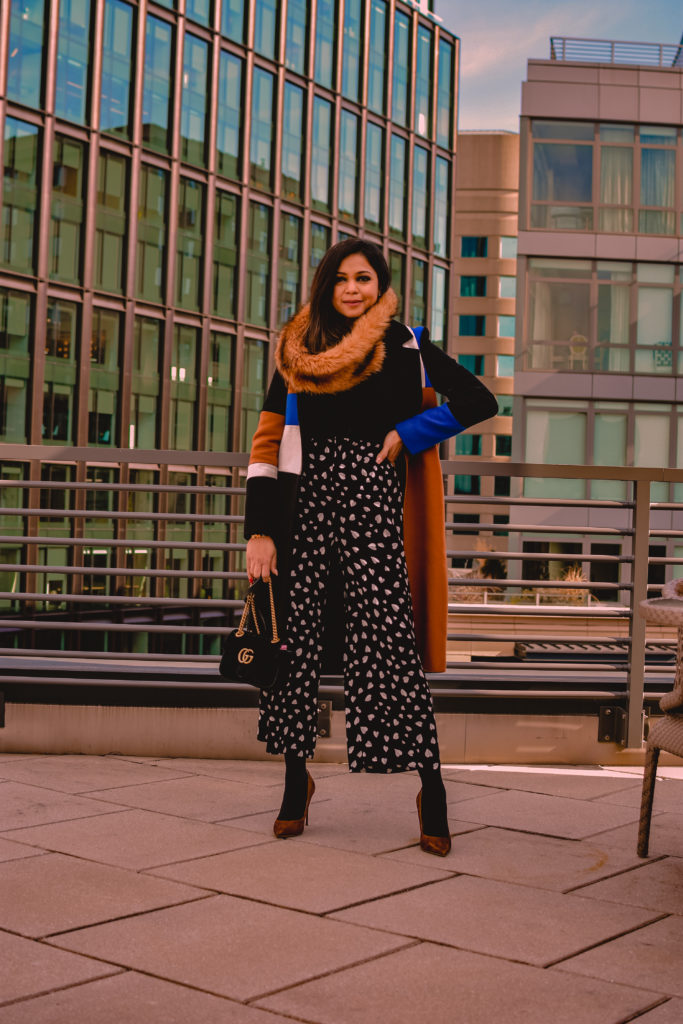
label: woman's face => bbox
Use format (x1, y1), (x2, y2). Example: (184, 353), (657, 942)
(332, 253), (380, 319)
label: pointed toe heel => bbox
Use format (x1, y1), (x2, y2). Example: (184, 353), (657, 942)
(416, 789), (451, 857)
(273, 772), (315, 838)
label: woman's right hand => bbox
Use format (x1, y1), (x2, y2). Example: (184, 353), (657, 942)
(246, 535), (278, 582)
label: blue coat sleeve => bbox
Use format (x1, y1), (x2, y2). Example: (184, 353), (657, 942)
(395, 330), (499, 454)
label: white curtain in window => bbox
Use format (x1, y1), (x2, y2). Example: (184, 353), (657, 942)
(600, 146), (632, 205)
(640, 149), (675, 208)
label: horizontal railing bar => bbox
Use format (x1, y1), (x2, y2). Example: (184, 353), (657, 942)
(0, 536), (241, 550)
(447, 604), (629, 617)
(0, 508), (240, 523)
(446, 550), (633, 563)
(0, 481), (242, 494)
(0, 563), (246, 581)
(0, 445), (251, 468)
(444, 495), (634, 509)
(440, 459), (683, 482)
(0, 592), (240, 608)
(446, 523), (631, 536)
(0, 649), (221, 661)
(0, 619), (234, 633)
(447, 633), (630, 642)
(449, 578), (625, 589)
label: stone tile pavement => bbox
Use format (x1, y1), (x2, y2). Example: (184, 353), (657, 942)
(0, 753), (682, 1023)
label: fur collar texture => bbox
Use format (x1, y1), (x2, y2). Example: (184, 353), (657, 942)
(275, 288), (398, 394)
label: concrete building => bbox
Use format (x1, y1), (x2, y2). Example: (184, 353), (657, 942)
(513, 37), (683, 598)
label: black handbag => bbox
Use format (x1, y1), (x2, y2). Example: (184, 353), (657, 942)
(219, 579), (289, 690)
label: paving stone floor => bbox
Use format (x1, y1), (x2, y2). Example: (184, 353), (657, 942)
(0, 753), (682, 1023)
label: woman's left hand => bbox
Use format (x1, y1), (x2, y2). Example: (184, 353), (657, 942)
(376, 429), (404, 464)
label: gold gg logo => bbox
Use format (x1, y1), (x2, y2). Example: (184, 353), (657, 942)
(238, 647), (254, 665)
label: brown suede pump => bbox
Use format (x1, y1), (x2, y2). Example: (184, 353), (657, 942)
(273, 772), (315, 838)
(416, 789), (452, 857)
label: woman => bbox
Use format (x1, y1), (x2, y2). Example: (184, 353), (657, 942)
(245, 239), (497, 856)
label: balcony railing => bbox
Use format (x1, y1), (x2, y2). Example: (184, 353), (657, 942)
(2, 445), (683, 749)
(549, 36), (683, 68)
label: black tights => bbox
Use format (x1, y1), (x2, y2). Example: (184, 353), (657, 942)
(280, 754), (449, 837)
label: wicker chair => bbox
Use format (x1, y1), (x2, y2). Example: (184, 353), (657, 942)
(637, 626), (683, 857)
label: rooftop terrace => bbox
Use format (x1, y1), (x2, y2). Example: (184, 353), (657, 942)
(550, 36), (683, 67)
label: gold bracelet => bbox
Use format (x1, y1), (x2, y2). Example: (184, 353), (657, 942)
(249, 533), (271, 540)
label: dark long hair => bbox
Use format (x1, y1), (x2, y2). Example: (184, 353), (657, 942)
(305, 239), (391, 354)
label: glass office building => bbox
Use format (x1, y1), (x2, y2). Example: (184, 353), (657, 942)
(0, 0), (459, 455)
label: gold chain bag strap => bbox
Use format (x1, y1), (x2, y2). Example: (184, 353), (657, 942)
(219, 578), (289, 690)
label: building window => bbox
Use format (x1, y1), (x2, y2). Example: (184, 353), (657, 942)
(136, 165), (168, 304)
(455, 434), (481, 456)
(391, 11), (410, 127)
(459, 354), (484, 375)
(142, 15), (173, 152)
(497, 355), (515, 375)
(389, 250), (405, 319)
(461, 276), (486, 297)
(501, 236), (517, 258)
(1, 118), (39, 273)
(180, 34), (208, 166)
(364, 123), (384, 231)
(342, 0), (363, 102)
(254, 0), (278, 60)
(282, 83), (305, 202)
(50, 135), (85, 284)
(285, 0), (307, 74)
(499, 276), (516, 298)
(0, 289), (31, 443)
(436, 39), (454, 150)
(431, 266), (447, 347)
(311, 98), (333, 212)
(453, 475), (480, 495)
(498, 316), (516, 338)
(217, 51), (242, 180)
(169, 325), (198, 450)
(89, 309), (120, 446)
(100, 0), (134, 138)
(95, 151), (127, 294)
(310, 222), (331, 272)
(55, 0), (92, 123)
(206, 332), (234, 452)
(410, 258), (427, 325)
(278, 213), (301, 326)
(496, 435), (512, 457)
(498, 395), (513, 416)
(593, 403), (628, 500)
(367, 0), (387, 114)
(412, 146), (429, 250)
(531, 120), (594, 230)
(250, 67), (275, 190)
(461, 236), (487, 258)
(434, 157), (450, 258)
(176, 178), (204, 310)
(130, 316), (160, 449)
(221, 0), (245, 43)
(338, 110), (359, 221)
(388, 134), (407, 238)
(246, 202), (271, 326)
(525, 403), (587, 499)
(43, 301), (78, 444)
(7, 0), (46, 109)
(241, 337), (267, 448)
(213, 190), (239, 320)
(314, 0), (336, 89)
(459, 315), (485, 336)
(414, 25), (433, 137)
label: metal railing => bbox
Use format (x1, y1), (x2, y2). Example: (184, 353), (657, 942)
(2, 446), (683, 748)
(549, 37), (683, 68)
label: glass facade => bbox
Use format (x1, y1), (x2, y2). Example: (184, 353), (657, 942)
(338, 111), (359, 221)
(50, 135), (85, 284)
(142, 15), (173, 152)
(0, 289), (31, 443)
(217, 52), (242, 180)
(180, 34), (208, 166)
(2, 118), (39, 273)
(368, 1), (387, 115)
(282, 83), (305, 202)
(250, 67), (275, 190)
(7, 0), (45, 109)
(285, 0), (308, 74)
(95, 151), (127, 294)
(342, 0), (363, 102)
(101, 0), (134, 137)
(392, 11), (410, 127)
(364, 123), (384, 231)
(55, 0), (91, 124)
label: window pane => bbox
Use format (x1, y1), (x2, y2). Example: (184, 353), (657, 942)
(529, 279), (590, 342)
(1, 118), (39, 273)
(278, 213), (301, 326)
(533, 120), (594, 140)
(364, 122), (384, 230)
(388, 134), (406, 238)
(533, 142), (593, 201)
(461, 236), (487, 257)
(410, 259), (426, 324)
(338, 111), (359, 221)
(436, 39), (453, 149)
(593, 411), (627, 499)
(282, 83), (304, 202)
(314, 0), (336, 88)
(433, 157), (450, 257)
(7, 0), (45, 109)
(525, 409), (586, 499)
(461, 276), (485, 297)
(342, 0), (363, 101)
(600, 146), (632, 212)
(367, 0), (387, 114)
(254, 0), (278, 59)
(169, 326), (198, 449)
(637, 287), (672, 346)
(391, 12), (409, 126)
(213, 190), (239, 319)
(456, 434), (481, 456)
(55, 0), (91, 123)
(246, 202), (271, 326)
(221, 0), (245, 43)
(311, 98), (332, 211)
(181, 34), (208, 165)
(207, 332), (234, 451)
(250, 67), (274, 190)
(431, 266), (447, 346)
(89, 309), (120, 446)
(50, 135), (85, 284)
(414, 26), (433, 137)
(43, 300), (78, 444)
(500, 276), (516, 298)
(130, 316), (160, 448)
(285, 0), (307, 74)
(310, 222), (330, 272)
(0, 289), (31, 443)
(142, 16), (173, 152)
(186, 0), (210, 26)
(389, 250), (405, 318)
(217, 51), (242, 180)
(412, 146), (429, 249)
(101, 0), (134, 137)
(499, 316), (515, 338)
(634, 412), (669, 467)
(95, 151), (127, 293)
(241, 338), (267, 447)
(500, 236), (517, 258)
(459, 354), (484, 375)
(176, 178), (204, 310)
(136, 165), (168, 303)
(640, 148), (675, 232)
(459, 315), (485, 336)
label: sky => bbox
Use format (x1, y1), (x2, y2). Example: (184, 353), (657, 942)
(434, 0), (683, 132)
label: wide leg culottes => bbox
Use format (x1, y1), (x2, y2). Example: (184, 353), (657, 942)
(257, 437), (441, 772)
